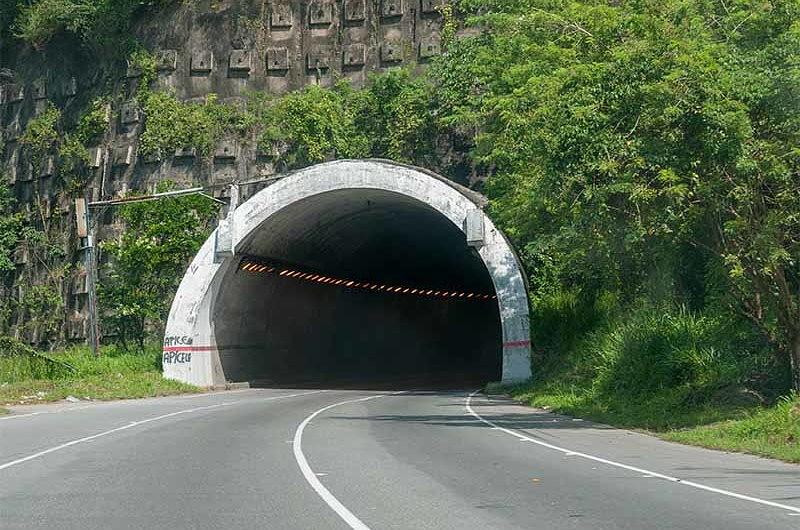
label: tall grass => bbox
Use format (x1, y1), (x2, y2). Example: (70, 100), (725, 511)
(0, 336), (76, 382)
(0, 339), (198, 404)
(592, 310), (768, 402)
(665, 393), (800, 462)
(511, 292), (786, 431)
(57, 343), (163, 376)
(0, 338), (162, 384)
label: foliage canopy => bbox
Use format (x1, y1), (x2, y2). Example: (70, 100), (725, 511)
(431, 0), (800, 388)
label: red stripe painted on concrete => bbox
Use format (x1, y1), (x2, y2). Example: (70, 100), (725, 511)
(166, 341), (533, 353)
(162, 345), (217, 352)
(503, 340), (531, 348)
(162, 344), (261, 353)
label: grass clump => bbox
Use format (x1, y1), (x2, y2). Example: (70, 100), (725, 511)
(253, 83), (371, 168)
(664, 395), (800, 463)
(0, 338), (200, 406)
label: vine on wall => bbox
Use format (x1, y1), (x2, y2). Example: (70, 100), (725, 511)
(3, 41), (448, 347)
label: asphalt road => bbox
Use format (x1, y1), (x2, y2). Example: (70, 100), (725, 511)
(2, 388), (800, 529)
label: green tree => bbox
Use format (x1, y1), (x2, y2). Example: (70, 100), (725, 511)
(358, 69), (438, 164)
(139, 91), (252, 157)
(0, 183), (22, 275)
(59, 97), (110, 192)
(256, 83), (371, 168)
(433, 0), (800, 388)
(99, 185), (218, 349)
(0, 182), (23, 333)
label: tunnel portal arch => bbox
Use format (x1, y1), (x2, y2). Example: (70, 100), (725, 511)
(163, 160), (531, 387)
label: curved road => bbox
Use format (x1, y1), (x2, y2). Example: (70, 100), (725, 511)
(2, 388), (799, 529)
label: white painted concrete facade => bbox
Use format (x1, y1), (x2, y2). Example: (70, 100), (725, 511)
(163, 160), (532, 386)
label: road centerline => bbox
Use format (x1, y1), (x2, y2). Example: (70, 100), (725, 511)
(292, 394), (387, 530)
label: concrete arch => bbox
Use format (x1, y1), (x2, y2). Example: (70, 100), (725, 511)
(162, 160), (531, 387)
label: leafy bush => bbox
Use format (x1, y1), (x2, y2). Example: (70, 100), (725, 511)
(59, 96), (110, 189)
(139, 91), (251, 156)
(13, 0), (168, 52)
(254, 72), (436, 169)
(14, 0), (97, 48)
(358, 69), (437, 164)
(19, 104), (60, 160)
(255, 83), (370, 167)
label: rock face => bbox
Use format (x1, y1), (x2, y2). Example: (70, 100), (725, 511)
(0, 1), (448, 346)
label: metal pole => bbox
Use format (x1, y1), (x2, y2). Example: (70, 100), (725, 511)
(83, 200), (100, 357)
(79, 186), (220, 356)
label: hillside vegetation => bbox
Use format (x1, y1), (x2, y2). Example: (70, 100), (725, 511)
(1, 1), (799, 456)
(447, 0), (799, 458)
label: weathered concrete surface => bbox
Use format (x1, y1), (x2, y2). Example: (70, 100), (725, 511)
(163, 160), (531, 386)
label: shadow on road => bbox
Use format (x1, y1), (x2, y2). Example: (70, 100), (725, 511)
(248, 373), (491, 391)
(328, 410), (613, 430)
(312, 390), (615, 431)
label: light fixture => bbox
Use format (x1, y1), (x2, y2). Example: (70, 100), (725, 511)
(238, 259), (495, 302)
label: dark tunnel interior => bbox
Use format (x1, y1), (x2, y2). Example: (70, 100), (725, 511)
(211, 189), (502, 388)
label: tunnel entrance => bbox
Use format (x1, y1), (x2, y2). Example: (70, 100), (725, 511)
(163, 160), (531, 388)
(212, 189), (502, 388)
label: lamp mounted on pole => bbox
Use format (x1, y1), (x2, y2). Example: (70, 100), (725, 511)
(74, 186), (225, 357)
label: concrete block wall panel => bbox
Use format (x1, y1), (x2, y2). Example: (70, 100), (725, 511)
(0, 2), (482, 348)
(1, 0), (446, 201)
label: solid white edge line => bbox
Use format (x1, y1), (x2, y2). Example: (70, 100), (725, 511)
(177, 388), (256, 399)
(0, 389), (257, 422)
(466, 390), (800, 515)
(0, 404), (95, 421)
(0, 411), (46, 421)
(293, 394), (385, 530)
(0, 390), (323, 472)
